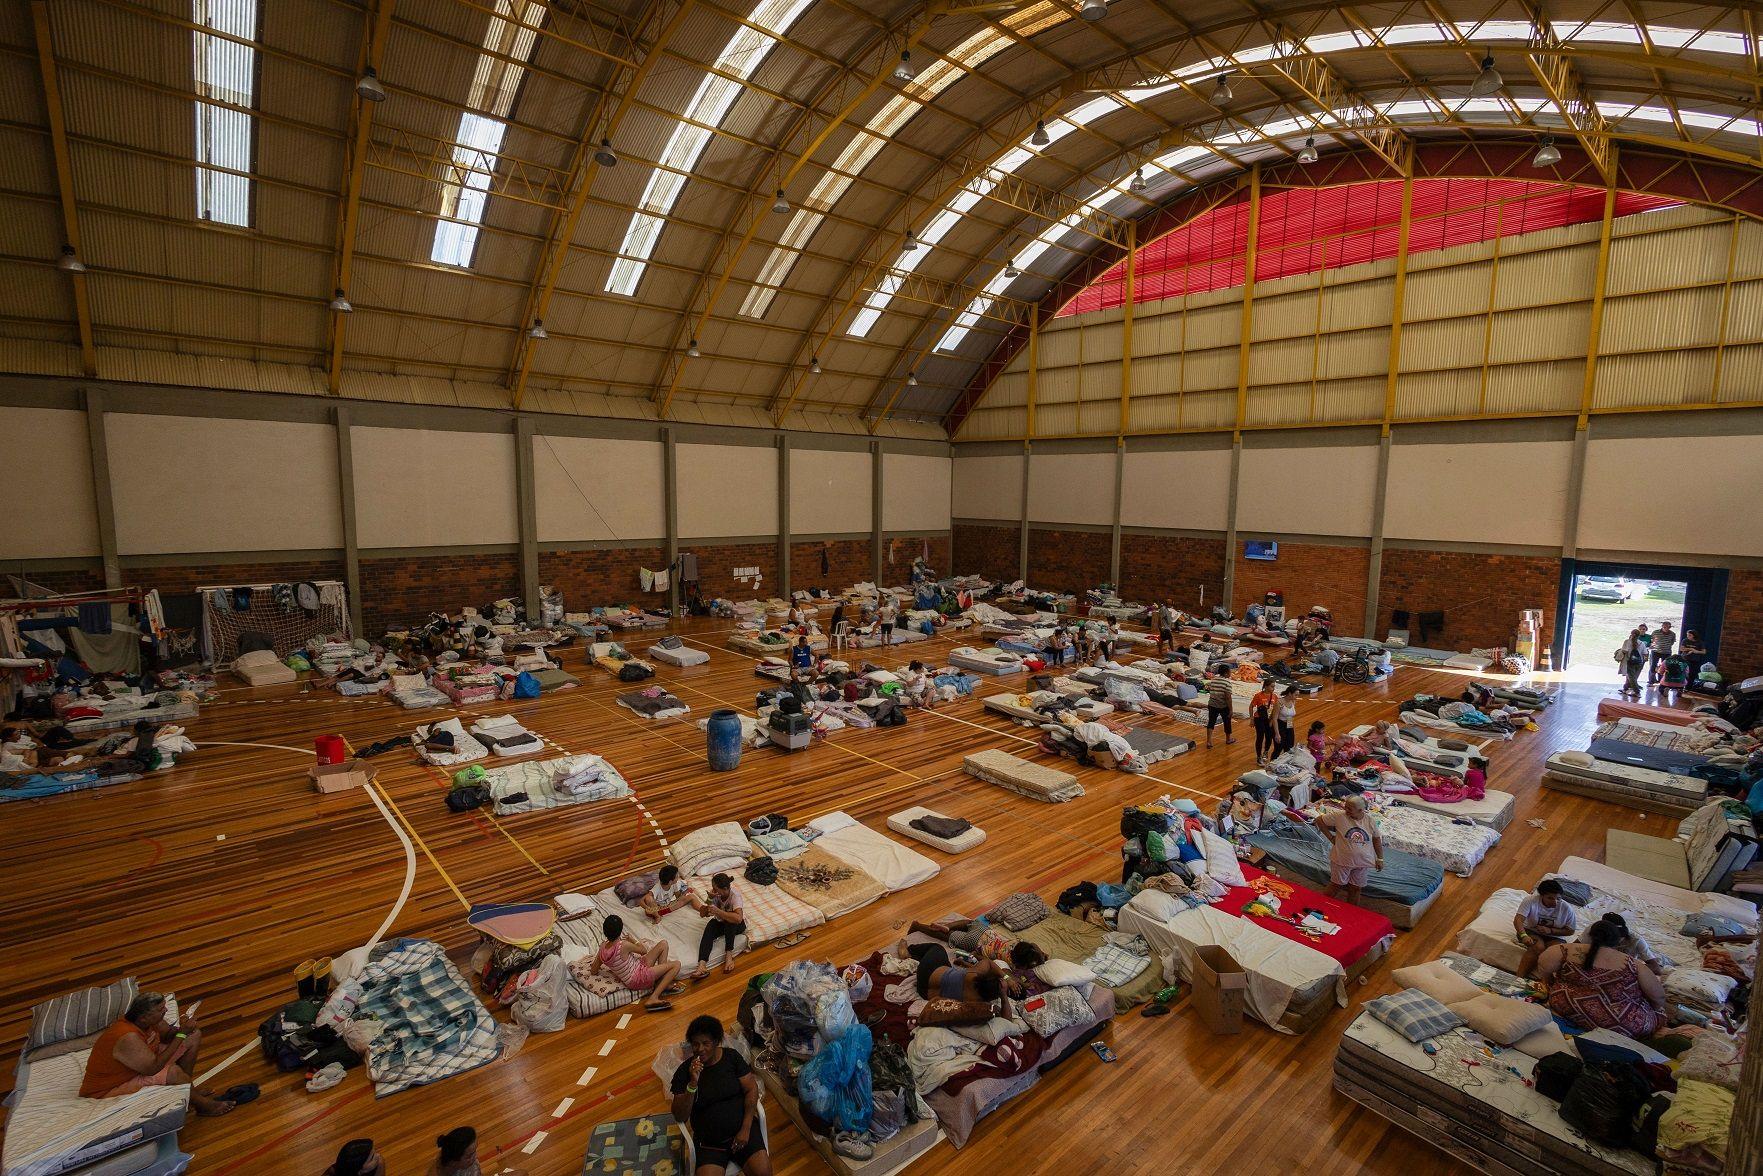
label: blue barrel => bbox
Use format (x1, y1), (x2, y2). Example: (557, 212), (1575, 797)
(706, 709), (743, 772)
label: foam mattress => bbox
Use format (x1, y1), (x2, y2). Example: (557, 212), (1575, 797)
(947, 647), (1026, 675)
(886, 807), (986, 854)
(963, 748), (1083, 802)
(1543, 751), (1708, 814)
(647, 641), (709, 667)
(1377, 787), (1515, 832)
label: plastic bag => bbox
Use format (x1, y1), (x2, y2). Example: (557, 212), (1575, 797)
(763, 961), (847, 1060)
(512, 671), (541, 699)
(841, 964), (872, 1004)
(510, 954), (567, 1033)
(869, 1088), (906, 1142)
(797, 1023), (873, 1134)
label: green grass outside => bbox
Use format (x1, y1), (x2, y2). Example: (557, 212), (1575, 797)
(1564, 590), (1686, 677)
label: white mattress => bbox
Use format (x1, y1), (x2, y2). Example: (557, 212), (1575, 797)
(1553, 856), (1758, 932)
(589, 887), (744, 967)
(1543, 753), (1709, 806)
(982, 693), (1113, 722)
(947, 647), (1025, 675)
(1117, 895), (1344, 1033)
(807, 814), (940, 892)
(415, 718), (489, 767)
(886, 807), (986, 854)
(1373, 803), (1501, 877)
(648, 643), (710, 667)
(3, 1048), (189, 1176)
(1380, 788), (1515, 832)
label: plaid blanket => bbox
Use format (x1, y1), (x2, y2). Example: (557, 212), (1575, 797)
(689, 874), (822, 946)
(1591, 721), (1699, 752)
(1082, 936), (1152, 988)
(342, 939), (501, 1096)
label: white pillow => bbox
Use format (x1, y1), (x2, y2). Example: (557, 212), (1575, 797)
(1035, 959), (1097, 991)
(1196, 828), (1247, 888)
(950, 1016), (1026, 1046)
(806, 811), (859, 836)
(1128, 890), (1186, 923)
(1556, 750), (1595, 767)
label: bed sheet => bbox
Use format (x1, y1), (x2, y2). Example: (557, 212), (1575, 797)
(769, 844), (886, 919)
(1371, 802), (1501, 876)
(687, 875), (822, 946)
(588, 888), (745, 968)
(808, 818), (940, 892)
(1223, 865), (1394, 968)
(485, 754), (631, 815)
(1377, 787), (1515, 831)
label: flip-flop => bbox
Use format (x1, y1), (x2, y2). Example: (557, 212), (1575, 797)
(1141, 1003), (1171, 1017)
(644, 1000), (673, 1012)
(222, 1083), (260, 1105)
(662, 983), (686, 997)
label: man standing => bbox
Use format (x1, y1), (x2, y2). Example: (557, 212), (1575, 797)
(1648, 620), (1677, 684)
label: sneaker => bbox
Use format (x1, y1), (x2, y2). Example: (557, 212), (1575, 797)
(832, 1133), (874, 1160)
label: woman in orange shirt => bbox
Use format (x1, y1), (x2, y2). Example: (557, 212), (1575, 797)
(1250, 684), (1279, 765)
(79, 993), (248, 1114)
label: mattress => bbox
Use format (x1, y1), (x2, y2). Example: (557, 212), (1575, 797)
(233, 651), (295, 687)
(1009, 912), (1162, 1014)
(485, 754), (632, 815)
(690, 874), (822, 947)
(530, 666), (580, 692)
(1243, 821), (1444, 930)
(769, 844), (887, 919)
(1543, 751), (1708, 815)
(3, 1044), (189, 1176)
(886, 807), (986, 854)
(805, 813), (940, 892)
(391, 686), (448, 709)
(62, 696), (201, 736)
(1122, 727), (1194, 763)
(594, 654), (654, 677)
(1117, 896), (1344, 1033)
(947, 647), (1026, 675)
(669, 822), (751, 877)
(1372, 801), (1502, 877)
(1595, 697), (1703, 726)
(963, 749), (1083, 803)
(727, 632), (828, 656)
(1334, 1013), (1651, 1176)
(586, 886), (760, 971)
(615, 689), (689, 720)
(415, 718), (488, 767)
(468, 715), (544, 758)
(647, 642), (709, 667)
(982, 692), (1113, 723)
(1586, 737), (1709, 775)
(1398, 708), (1513, 741)
(1377, 787), (1515, 832)
(1552, 855), (1759, 933)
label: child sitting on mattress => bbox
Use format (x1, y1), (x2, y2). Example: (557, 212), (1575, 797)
(1513, 879), (1578, 978)
(642, 865), (692, 921)
(592, 915), (683, 1012)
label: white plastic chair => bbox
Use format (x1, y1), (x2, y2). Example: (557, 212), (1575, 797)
(831, 620), (850, 654)
(653, 1041), (765, 1174)
(679, 1101), (770, 1174)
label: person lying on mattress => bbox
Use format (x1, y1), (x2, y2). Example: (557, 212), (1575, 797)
(1513, 879), (1578, 978)
(893, 932), (1039, 1002)
(591, 915), (685, 1012)
(79, 992), (254, 1115)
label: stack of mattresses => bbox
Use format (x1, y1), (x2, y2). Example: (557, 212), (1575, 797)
(963, 749), (1083, 802)
(1543, 750), (1708, 816)
(1123, 727), (1194, 763)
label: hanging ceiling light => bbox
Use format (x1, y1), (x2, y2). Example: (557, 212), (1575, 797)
(907, 371), (918, 386)
(593, 138), (618, 167)
(355, 67), (387, 102)
(810, 356), (821, 374)
(902, 231), (918, 253)
(528, 319), (548, 340)
(1129, 167), (1145, 193)
(1532, 135), (1561, 167)
(1030, 119), (1050, 147)
(687, 338), (700, 358)
(1469, 50), (1503, 97)
(893, 50), (915, 83)
(771, 188), (789, 214)
(329, 289), (353, 313)
(57, 244), (86, 273)
(1004, 260), (1020, 278)
(1079, 0), (1107, 20)
(1210, 72), (1233, 104)
(1298, 136), (1319, 164)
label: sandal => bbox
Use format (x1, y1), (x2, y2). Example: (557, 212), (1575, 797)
(644, 1000), (673, 1012)
(222, 1083), (260, 1106)
(662, 983), (686, 997)
(1141, 1003), (1171, 1017)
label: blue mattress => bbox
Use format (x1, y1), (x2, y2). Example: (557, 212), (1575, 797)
(1244, 817), (1445, 906)
(1587, 737), (1708, 775)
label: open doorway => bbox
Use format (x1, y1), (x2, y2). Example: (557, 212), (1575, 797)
(1555, 560), (1728, 687)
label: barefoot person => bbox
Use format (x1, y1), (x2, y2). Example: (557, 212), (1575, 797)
(1513, 879), (1578, 978)
(592, 915), (684, 1011)
(688, 873), (747, 979)
(78, 993), (252, 1115)
(1320, 795), (1383, 907)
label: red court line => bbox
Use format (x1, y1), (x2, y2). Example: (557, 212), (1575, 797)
(210, 1084), (376, 1176)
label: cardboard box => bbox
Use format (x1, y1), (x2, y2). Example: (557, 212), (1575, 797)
(309, 758), (374, 794)
(1189, 944), (1248, 1034)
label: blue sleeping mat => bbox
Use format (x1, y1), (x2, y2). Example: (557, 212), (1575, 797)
(1588, 737), (1709, 776)
(1244, 817), (1445, 907)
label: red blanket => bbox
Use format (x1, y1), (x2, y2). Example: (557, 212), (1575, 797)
(1223, 865), (1393, 968)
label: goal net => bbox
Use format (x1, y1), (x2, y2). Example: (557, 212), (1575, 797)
(200, 581), (352, 666)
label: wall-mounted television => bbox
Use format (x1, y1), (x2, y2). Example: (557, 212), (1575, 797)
(1244, 541), (1278, 561)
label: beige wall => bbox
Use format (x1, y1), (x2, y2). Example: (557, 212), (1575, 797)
(790, 447), (871, 535)
(1027, 451), (1116, 526)
(1120, 447), (1232, 531)
(353, 426), (517, 549)
(951, 453), (1023, 521)
(533, 435), (666, 543)
(678, 442), (777, 538)
(882, 452), (952, 531)
(108, 413), (342, 554)
(1578, 434), (1763, 557)
(1237, 444), (1379, 537)
(1386, 439), (1575, 547)
(0, 407), (100, 559)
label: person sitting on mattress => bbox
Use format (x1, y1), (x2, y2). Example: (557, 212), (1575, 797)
(642, 865), (692, 921)
(788, 635), (815, 673)
(898, 661), (937, 709)
(78, 992), (252, 1115)
(591, 915), (684, 1012)
(1579, 912), (1665, 977)
(687, 873), (747, 980)
(1537, 917), (1667, 1038)
(1513, 879), (1578, 978)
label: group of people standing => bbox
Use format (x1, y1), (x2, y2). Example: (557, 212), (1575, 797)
(1614, 620), (1706, 697)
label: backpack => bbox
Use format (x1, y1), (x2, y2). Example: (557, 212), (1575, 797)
(1559, 1060), (1650, 1146)
(1533, 1052), (1583, 1101)
(446, 785), (489, 812)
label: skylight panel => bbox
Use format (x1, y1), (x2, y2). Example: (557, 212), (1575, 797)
(192, 0), (258, 228)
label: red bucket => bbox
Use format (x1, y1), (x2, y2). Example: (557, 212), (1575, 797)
(314, 735), (347, 765)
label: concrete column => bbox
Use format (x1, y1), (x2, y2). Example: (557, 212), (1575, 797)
(1364, 431), (1392, 638)
(81, 388), (121, 589)
(1017, 445), (1030, 583)
(1561, 423), (1590, 559)
(1222, 437), (1242, 612)
(334, 404), (364, 636)
(513, 416), (540, 622)
(777, 434), (791, 597)
(663, 427), (679, 617)
(1109, 440), (1124, 586)
(871, 440), (884, 584)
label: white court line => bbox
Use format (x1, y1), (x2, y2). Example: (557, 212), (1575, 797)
(521, 1131), (547, 1155)
(616, 1012), (632, 1029)
(553, 1097), (574, 1118)
(577, 1065), (599, 1086)
(597, 1038), (617, 1056)
(192, 1039), (258, 1086)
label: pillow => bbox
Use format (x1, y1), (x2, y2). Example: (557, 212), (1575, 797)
(950, 1016), (1026, 1046)
(988, 892), (1051, 932)
(1034, 959), (1097, 990)
(917, 998), (997, 1027)
(1365, 988), (1464, 1043)
(1551, 879), (1593, 906)
(1391, 960), (1482, 1006)
(1677, 1031), (1742, 1091)
(1237, 769), (1277, 795)
(1681, 913), (1747, 940)
(1507, 1019), (1572, 1060)
(27, 977), (138, 1053)
(1556, 750), (1595, 767)
(1195, 828), (1247, 888)
(1665, 967), (1739, 1011)
(1015, 984), (1093, 1038)
(1128, 890), (1186, 923)
(615, 872), (658, 905)
(1448, 993), (1552, 1046)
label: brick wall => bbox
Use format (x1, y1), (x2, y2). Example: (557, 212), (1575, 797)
(1027, 528), (1111, 595)
(1120, 535), (1226, 615)
(10, 566), (107, 595)
(1234, 541), (1371, 637)
(127, 559), (347, 600)
(539, 547), (664, 610)
(359, 553), (521, 634)
(1718, 568), (1763, 681)
(953, 523), (1020, 582)
(791, 539), (870, 593)
(681, 542), (778, 600)
(884, 535), (950, 587)
(1377, 548), (1560, 654)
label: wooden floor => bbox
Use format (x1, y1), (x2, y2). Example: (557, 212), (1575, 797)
(0, 617), (1686, 1174)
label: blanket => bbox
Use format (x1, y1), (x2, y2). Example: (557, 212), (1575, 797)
(485, 754), (631, 815)
(324, 938), (500, 1096)
(1012, 912), (1159, 1012)
(670, 822), (752, 877)
(770, 844), (887, 919)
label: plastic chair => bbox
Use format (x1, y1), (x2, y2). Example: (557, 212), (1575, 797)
(652, 1041), (765, 1174)
(679, 1102), (769, 1174)
(832, 620), (850, 654)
